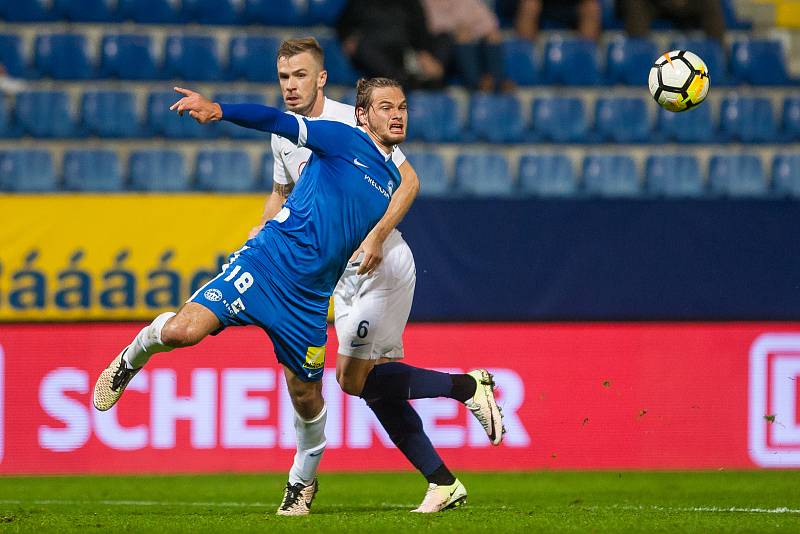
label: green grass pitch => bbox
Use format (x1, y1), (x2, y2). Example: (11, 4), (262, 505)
(1, 471), (799, 532)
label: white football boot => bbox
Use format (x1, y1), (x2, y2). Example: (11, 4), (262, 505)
(411, 479), (467, 513)
(464, 369), (505, 445)
(93, 348), (140, 411)
(276, 480), (318, 516)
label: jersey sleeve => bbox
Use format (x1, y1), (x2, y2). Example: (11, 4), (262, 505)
(270, 134), (290, 185)
(298, 118), (354, 155)
(391, 146), (407, 168)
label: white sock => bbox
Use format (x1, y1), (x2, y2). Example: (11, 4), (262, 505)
(122, 312), (176, 369)
(288, 404), (327, 486)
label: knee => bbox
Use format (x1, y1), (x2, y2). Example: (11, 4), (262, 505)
(160, 318), (203, 347)
(288, 382), (323, 419)
(336, 368), (365, 397)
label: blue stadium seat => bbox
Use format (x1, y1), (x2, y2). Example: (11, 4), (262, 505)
(3, 0), (55, 21)
(307, 0), (348, 24)
(782, 96), (800, 142)
(35, 34), (94, 79)
(542, 38), (600, 85)
(242, 0), (309, 25)
(228, 36), (280, 82)
(260, 152), (274, 191)
(503, 38), (539, 86)
(0, 34), (28, 78)
(195, 150), (255, 192)
(669, 38), (728, 86)
(657, 104), (714, 143)
(0, 150), (57, 191)
(406, 91), (461, 142)
(645, 154), (704, 197)
(708, 154), (768, 197)
(164, 36), (222, 81)
(730, 40), (789, 85)
(129, 150), (190, 191)
(719, 96), (777, 143)
(530, 97), (588, 143)
(455, 153), (514, 196)
(583, 154), (641, 197)
(15, 91), (76, 138)
(771, 154), (800, 198)
(518, 154), (578, 197)
(469, 94), (524, 143)
(182, 0), (241, 24)
(404, 150), (450, 196)
(81, 91), (141, 138)
(594, 98), (650, 143)
(215, 92), (267, 139)
(118, 0), (180, 23)
(147, 91), (214, 139)
(63, 150), (124, 192)
(317, 37), (359, 85)
(100, 35), (160, 80)
(606, 37), (658, 86)
(53, 0), (115, 21)
(0, 100), (11, 138)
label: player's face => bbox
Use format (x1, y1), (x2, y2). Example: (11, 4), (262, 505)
(363, 87), (408, 146)
(277, 52), (327, 116)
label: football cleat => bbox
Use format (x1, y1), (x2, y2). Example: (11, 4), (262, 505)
(411, 479), (467, 513)
(93, 348), (140, 412)
(464, 369), (505, 445)
(277, 480), (318, 516)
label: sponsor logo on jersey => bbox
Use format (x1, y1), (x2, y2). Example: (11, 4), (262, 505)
(204, 289), (223, 302)
(363, 174), (390, 199)
(353, 158), (369, 168)
(303, 345), (326, 370)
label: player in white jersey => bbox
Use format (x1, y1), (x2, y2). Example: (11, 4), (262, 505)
(238, 39), (503, 516)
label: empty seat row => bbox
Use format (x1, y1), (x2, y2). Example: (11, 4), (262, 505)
(0, 149), (274, 192)
(0, 0), (346, 25)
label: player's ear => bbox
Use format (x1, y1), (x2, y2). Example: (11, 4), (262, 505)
(355, 105), (366, 126)
(318, 69), (327, 89)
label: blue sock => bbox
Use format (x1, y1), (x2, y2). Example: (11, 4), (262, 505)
(359, 362), (454, 402)
(367, 397), (450, 481)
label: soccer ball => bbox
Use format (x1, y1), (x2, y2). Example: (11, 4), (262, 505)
(648, 50), (710, 112)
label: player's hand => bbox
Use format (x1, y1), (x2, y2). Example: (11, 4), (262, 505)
(248, 224), (264, 239)
(169, 87), (222, 124)
(351, 232), (384, 275)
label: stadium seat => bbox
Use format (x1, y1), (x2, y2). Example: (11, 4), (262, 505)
(0, 101), (11, 138)
(708, 154), (768, 197)
(3, 0), (55, 21)
(307, 0), (348, 25)
(730, 39), (789, 85)
(781, 96), (800, 142)
(242, 0), (309, 25)
(99, 35), (160, 80)
(117, 0), (181, 23)
(771, 154), (800, 198)
(63, 150), (124, 192)
(34, 34), (94, 80)
(228, 36), (281, 82)
(129, 150), (190, 191)
(15, 91), (76, 138)
(404, 150), (450, 196)
(455, 153), (514, 196)
(583, 154), (641, 197)
(260, 152), (274, 191)
(669, 38), (728, 86)
(645, 154), (704, 197)
(0, 34), (28, 78)
(53, 0), (115, 22)
(148, 91), (214, 139)
(503, 38), (539, 86)
(215, 92), (268, 139)
(182, 0), (241, 24)
(163, 36), (222, 81)
(542, 38), (600, 85)
(469, 94), (525, 143)
(317, 37), (360, 85)
(594, 98), (651, 143)
(657, 104), (714, 143)
(605, 37), (658, 86)
(530, 97), (588, 143)
(518, 154), (578, 197)
(719, 96), (777, 143)
(81, 91), (141, 138)
(0, 150), (57, 191)
(406, 91), (461, 142)
(196, 150), (255, 192)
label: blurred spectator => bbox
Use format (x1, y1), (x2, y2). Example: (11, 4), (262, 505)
(503, 0), (602, 41)
(616, 0), (726, 43)
(0, 64), (25, 95)
(422, 0), (512, 92)
(336, 0), (444, 89)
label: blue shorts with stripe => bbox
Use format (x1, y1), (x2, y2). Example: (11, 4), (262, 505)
(189, 246), (328, 382)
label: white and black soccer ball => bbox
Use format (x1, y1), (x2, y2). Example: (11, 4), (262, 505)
(648, 50), (710, 112)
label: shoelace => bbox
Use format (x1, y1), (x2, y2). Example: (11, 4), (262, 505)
(279, 485), (304, 510)
(110, 360), (138, 391)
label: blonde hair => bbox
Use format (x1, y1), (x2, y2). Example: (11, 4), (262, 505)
(276, 37), (324, 67)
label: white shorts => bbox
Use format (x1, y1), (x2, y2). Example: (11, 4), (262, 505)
(333, 230), (415, 360)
